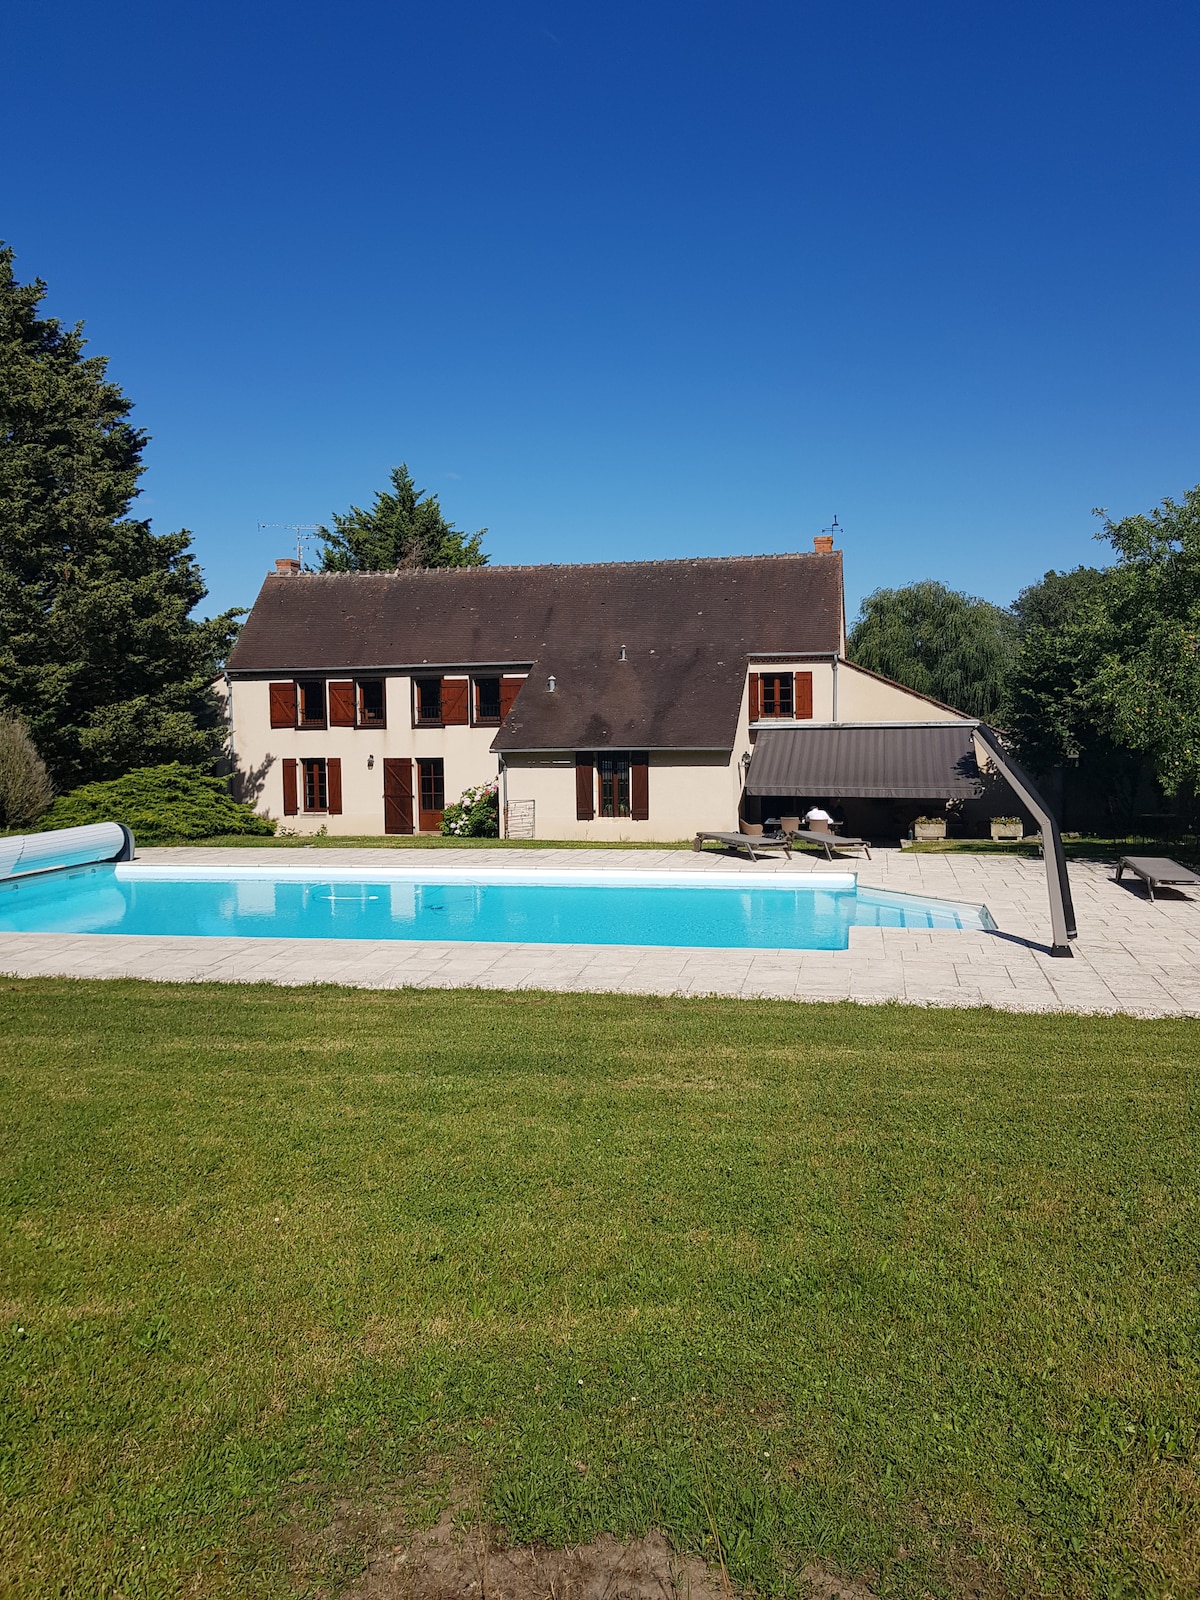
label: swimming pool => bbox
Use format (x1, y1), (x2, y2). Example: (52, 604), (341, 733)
(0, 863), (995, 950)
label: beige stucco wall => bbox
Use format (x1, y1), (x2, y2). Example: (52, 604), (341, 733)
(225, 658), (971, 840)
(227, 674), (508, 837)
(500, 750), (741, 843)
(833, 662), (963, 721)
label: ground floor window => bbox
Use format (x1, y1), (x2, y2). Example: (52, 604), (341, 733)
(598, 753), (631, 818)
(302, 758), (328, 812)
(418, 758), (445, 830)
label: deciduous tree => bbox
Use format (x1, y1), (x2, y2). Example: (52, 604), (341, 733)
(847, 580), (1016, 721)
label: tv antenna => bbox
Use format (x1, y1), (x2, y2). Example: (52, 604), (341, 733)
(258, 522), (320, 567)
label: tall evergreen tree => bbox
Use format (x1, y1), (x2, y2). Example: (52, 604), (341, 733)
(847, 580), (1017, 721)
(0, 245), (238, 788)
(317, 464), (488, 571)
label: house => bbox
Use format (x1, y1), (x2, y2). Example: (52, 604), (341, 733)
(222, 537), (987, 841)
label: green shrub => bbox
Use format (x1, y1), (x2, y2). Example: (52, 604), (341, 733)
(440, 779), (500, 837)
(39, 763), (276, 845)
(0, 716), (55, 830)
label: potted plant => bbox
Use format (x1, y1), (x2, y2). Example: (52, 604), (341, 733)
(990, 816), (1023, 841)
(913, 815), (947, 841)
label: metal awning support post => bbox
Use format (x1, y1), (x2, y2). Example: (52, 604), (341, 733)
(975, 724), (1076, 957)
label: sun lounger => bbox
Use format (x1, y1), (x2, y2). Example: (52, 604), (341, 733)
(788, 828), (872, 860)
(1115, 856), (1200, 902)
(692, 831), (793, 862)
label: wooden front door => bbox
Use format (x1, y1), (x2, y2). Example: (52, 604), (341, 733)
(383, 758), (413, 835)
(417, 758), (445, 833)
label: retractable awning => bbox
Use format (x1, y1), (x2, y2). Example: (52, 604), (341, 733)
(745, 724), (983, 799)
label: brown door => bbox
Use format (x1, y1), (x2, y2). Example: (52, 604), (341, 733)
(417, 758), (445, 833)
(383, 759), (413, 835)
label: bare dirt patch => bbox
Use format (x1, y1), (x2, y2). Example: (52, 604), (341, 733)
(324, 1508), (879, 1600)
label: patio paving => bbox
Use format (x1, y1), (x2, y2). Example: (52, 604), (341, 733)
(0, 844), (1197, 1016)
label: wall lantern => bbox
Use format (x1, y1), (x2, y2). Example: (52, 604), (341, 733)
(367, 754), (375, 769)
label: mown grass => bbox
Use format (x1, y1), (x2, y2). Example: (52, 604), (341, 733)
(1, 981), (1196, 1600)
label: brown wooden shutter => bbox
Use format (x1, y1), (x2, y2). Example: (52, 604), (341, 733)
(794, 670), (813, 719)
(499, 675), (523, 721)
(328, 681), (356, 726)
(442, 678), (469, 724)
(575, 754), (595, 821)
(282, 758), (299, 815)
(270, 681), (297, 728)
(383, 759), (413, 834)
(630, 753), (649, 821)
(748, 672), (761, 722)
(326, 758), (343, 814)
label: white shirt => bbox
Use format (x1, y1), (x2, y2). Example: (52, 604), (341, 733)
(804, 807), (834, 823)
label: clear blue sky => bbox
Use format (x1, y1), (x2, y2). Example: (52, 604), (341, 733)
(3, 1), (1198, 621)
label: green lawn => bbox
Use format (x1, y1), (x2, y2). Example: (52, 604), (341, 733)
(1, 982), (1196, 1600)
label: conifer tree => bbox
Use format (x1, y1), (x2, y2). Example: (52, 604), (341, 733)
(318, 464), (488, 571)
(0, 244), (239, 787)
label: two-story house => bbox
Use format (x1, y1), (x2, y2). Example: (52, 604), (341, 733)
(222, 538), (987, 841)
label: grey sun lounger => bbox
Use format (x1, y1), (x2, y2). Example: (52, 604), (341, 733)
(692, 831), (793, 862)
(1115, 856), (1200, 901)
(789, 828), (872, 861)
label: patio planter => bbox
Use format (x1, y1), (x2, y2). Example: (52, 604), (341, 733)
(990, 818), (1023, 841)
(913, 818), (947, 841)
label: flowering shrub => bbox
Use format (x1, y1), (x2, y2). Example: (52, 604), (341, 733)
(440, 780), (500, 838)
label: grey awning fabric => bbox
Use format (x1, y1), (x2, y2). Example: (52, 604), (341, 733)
(745, 725), (982, 799)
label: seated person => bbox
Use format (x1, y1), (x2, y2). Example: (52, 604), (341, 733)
(803, 804), (835, 829)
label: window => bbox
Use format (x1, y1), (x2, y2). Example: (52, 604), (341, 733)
(415, 678), (442, 725)
(474, 675), (502, 724)
(760, 673), (794, 718)
(357, 680), (386, 725)
(302, 758), (328, 811)
(418, 759), (445, 814)
(598, 753), (631, 818)
(298, 680), (327, 727)
(417, 758), (445, 831)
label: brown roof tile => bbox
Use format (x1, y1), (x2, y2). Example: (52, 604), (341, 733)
(226, 553), (844, 750)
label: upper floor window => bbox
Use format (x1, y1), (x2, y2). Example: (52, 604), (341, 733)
(760, 673), (794, 718)
(298, 680), (326, 727)
(357, 680), (386, 725)
(415, 678), (442, 725)
(750, 670), (813, 721)
(474, 675), (502, 724)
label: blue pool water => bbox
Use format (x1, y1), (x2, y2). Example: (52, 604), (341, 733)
(0, 864), (994, 949)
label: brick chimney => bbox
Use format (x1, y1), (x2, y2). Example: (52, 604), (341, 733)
(813, 534), (835, 553)
(274, 558), (301, 576)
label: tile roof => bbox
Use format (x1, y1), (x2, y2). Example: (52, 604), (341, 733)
(226, 552), (844, 751)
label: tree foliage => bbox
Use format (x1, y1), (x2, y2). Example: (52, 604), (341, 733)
(1007, 489), (1200, 799)
(40, 763), (275, 844)
(0, 715), (54, 829)
(1090, 489), (1200, 796)
(0, 244), (240, 790)
(318, 464), (488, 571)
(847, 580), (1017, 721)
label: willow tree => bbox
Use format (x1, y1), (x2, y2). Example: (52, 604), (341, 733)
(847, 580), (1017, 721)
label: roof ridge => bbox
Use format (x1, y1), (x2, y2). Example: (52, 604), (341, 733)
(279, 550), (839, 578)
